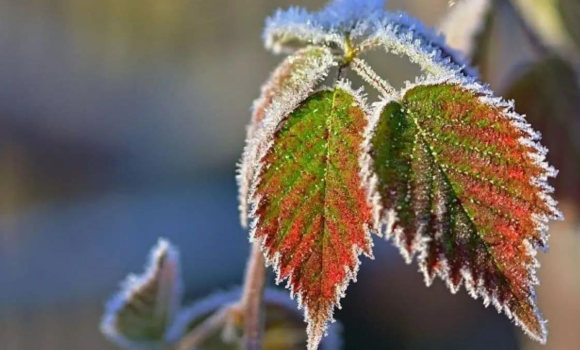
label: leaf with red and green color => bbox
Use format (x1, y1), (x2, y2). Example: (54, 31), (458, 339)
(250, 85), (375, 350)
(238, 46), (334, 227)
(369, 81), (562, 343)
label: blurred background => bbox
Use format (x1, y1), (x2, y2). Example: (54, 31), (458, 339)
(0, 0), (578, 349)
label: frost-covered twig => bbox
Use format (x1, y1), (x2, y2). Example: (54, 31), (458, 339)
(351, 57), (398, 97)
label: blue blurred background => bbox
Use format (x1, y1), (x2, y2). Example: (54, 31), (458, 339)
(0, 0), (578, 349)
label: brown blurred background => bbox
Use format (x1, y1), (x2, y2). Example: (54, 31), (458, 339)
(0, 0), (578, 349)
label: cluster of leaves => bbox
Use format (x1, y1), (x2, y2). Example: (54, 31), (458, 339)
(237, 1), (562, 349)
(100, 239), (341, 350)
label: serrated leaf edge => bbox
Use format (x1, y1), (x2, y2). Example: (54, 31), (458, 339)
(237, 46), (336, 227)
(367, 73), (563, 344)
(248, 80), (376, 350)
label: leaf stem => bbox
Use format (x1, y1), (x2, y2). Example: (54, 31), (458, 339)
(241, 243), (266, 350)
(351, 58), (399, 97)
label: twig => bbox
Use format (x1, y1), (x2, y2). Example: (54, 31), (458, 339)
(351, 58), (399, 97)
(240, 243), (266, 350)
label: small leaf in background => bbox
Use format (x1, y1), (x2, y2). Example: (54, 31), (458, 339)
(168, 289), (342, 350)
(505, 56), (580, 208)
(369, 81), (562, 342)
(250, 85), (375, 350)
(101, 239), (182, 349)
(238, 46), (334, 227)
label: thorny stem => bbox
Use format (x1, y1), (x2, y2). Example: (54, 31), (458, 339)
(241, 243), (266, 350)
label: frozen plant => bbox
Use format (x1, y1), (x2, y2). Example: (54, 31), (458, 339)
(102, 1), (565, 350)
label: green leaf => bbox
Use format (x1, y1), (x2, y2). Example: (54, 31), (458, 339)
(238, 46), (335, 227)
(250, 85), (375, 350)
(101, 239), (182, 349)
(370, 82), (561, 343)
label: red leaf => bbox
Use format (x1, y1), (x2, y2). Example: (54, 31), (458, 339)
(369, 81), (561, 343)
(250, 86), (375, 350)
(238, 46), (334, 227)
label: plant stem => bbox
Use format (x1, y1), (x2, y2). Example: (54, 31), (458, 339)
(351, 58), (399, 97)
(241, 243), (266, 350)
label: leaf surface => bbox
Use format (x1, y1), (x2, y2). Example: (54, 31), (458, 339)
(101, 239), (182, 349)
(238, 46), (334, 227)
(370, 82), (561, 342)
(251, 87), (374, 350)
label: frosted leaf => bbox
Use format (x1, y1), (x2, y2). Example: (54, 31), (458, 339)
(250, 85), (375, 350)
(369, 80), (562, 344)
(238, 46), (335, 227)
(101, 239), (182, 350)
(360, 11), (477, 77)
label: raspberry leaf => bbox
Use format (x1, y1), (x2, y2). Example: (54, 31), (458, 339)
(250, 85), (375, 350)
(238, 46), (335, 227)
(369, 81), (562, 343)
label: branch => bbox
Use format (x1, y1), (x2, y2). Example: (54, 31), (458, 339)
(240, 243), (266, 350)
